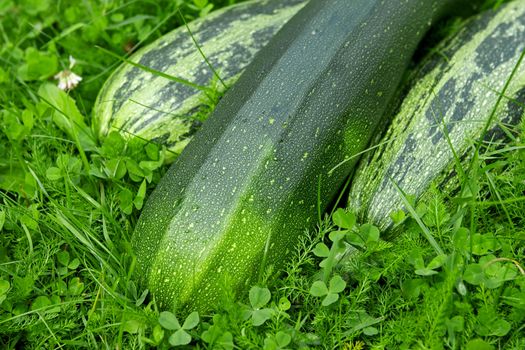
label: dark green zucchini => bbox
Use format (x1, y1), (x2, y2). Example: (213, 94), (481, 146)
(348, 1), (525, 232)
(132, 0), (482, 312)
(94, 0), (307, 162)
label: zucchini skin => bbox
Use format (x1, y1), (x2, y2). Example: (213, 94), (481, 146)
(348, 1), (525, 232)
(93, 0), (307, 162)
(133, 0), (481, 312)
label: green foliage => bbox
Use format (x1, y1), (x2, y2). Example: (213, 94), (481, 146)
(158, 311), (199, 346)
(309, 275), (346, 306)
(17, 48), (58, 81)
(0, 0), (523, 348)
(245, 286), (274, 326)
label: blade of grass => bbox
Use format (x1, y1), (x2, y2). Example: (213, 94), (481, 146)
(389, 177), (444, 255)
(484, 170), (515, 229)
(96, 45), (210, 92)
(178, 8), (228, 90)
(468, 48), (525, 175)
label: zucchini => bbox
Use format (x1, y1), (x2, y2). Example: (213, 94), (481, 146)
(348, 1), (525, 232)
(133, 0), (481, 312)
(94, 0), (307, 162)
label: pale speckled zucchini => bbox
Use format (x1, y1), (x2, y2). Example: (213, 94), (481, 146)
(348, 1), (525, 232)
(93, 0), (307, 162)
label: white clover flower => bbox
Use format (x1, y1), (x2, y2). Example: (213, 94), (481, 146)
(54, 55), (82, 90)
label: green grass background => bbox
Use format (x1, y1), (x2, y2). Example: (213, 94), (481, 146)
(0, 0), (524, 349)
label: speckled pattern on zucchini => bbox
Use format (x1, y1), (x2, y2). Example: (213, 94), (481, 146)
(132, 0), (482, 312)
(348, 1), (525, 232)
(93, 0), (307, 162)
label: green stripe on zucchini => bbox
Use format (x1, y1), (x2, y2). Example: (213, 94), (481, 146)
(132, 0), (481, 312)
(93, 0), (307, 162)
(348, 1), (525, 232)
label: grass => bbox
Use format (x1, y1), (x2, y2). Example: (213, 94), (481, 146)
(1, 0), (524, 349)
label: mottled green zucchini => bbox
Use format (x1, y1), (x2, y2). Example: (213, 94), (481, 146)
(93, 0), (307, 162)
(132, 0), (482, 312)
(348, 1), (525, 231)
